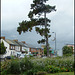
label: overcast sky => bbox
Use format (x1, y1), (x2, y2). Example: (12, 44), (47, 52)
(1, 0), (74, 50)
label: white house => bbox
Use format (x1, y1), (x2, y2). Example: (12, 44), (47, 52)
(0, 37), (20, 57)
(0, 39), (15, 57)
(0, 37), (30, 58)
(13, 40), (30, 56)
(1, 38), (11, 58)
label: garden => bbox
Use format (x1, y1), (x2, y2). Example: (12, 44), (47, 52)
(1, 55), (74, 75)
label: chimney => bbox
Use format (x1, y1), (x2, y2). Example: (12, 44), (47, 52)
(0, 36), (5, 40)
(21, 41), (26, 44)
(13, 39), (18, 42)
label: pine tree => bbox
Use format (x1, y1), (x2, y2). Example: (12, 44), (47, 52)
(17, 0), (56, 57)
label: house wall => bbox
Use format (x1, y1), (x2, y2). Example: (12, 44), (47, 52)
(29, 48), (44, 56)
(15, 46), (20, 52)
(22, 47), (30, 55)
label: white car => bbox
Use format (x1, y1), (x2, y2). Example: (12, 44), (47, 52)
(42, 56), (47, 58)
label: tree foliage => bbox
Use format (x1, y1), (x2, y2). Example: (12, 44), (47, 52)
(0, 41), (6, 54)
(17, 0), (56, 57)
(62, 46), (73, 56)
(44, 46), (51, 56)
(17, 0), (56, 43)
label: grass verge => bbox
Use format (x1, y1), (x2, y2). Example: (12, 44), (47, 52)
(46, 72), (74, 75)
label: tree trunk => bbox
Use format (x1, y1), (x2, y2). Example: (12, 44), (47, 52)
(44, 12), (50, 57)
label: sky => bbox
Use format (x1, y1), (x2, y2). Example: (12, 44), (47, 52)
(1, 0), (74, 50)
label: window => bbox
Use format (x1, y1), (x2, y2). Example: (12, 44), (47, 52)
(11, 46), (15, 50)
(11, 46), (13, 49)
(13, 46), (15, 49)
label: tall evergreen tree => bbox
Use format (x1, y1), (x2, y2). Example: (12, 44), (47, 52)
(0, 41), (6, 54)
(17, 0), (56, 57)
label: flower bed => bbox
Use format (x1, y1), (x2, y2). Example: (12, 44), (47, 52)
(1, 56), (74, 75)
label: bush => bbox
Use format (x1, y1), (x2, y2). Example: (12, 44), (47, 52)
(1, 56), (74, 74)
(20, 56), (34, 72)
(64, 54), (73, 56)
(62, 46), (73, 56)
(26, 69), (38, 75)
(1, 56), (34, 74)
(45, 65), (60, 73)
(7, 60), (21, 74)
(60, 67), (67, 72)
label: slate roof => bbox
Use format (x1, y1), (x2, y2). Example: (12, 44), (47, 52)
(5, 39), (19, 46)
(1, 38), (43, 49)
(14, 41), (27, 47)
(27, 43), (42, 49)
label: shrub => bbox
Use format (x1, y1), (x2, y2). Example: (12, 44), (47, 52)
(45, 65), (60, 73)
(7, 60), (21, 74)
(62, 46), (73, 56)
(26, 69), (38, 75)
(20, 56), (34, 72)
(1, 56), (74, 74)
(1, 69), (8, 75)
(60, 67), (66, 72)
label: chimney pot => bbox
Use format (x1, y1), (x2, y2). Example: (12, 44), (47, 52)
(21, 41), (26, 44)
(0, 36), (5, 40)
(13, 39), (18, 42)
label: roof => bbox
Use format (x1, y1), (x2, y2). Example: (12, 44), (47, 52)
(27, 43), (43, 49)
(5, 39), (19, 46)
(18, 42), (26, 47)
(14, 41), (27, 47)
(1, 38), (43, 49)
(66, 44), (74, 45)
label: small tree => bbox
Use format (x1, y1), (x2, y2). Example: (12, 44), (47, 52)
(44, 46), (51, 56)
(62, 46), (73, 56)
(0, 41), (6, 54)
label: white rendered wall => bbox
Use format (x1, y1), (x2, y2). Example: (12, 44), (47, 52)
(15, 46), (20, 51)
(1, 39), (16, 57)
(22, 47), (29, 55)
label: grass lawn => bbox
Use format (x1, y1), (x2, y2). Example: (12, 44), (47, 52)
(3, 72), (74, 75)
(46, 72), (74, 75)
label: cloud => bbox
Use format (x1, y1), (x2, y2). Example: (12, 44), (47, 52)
(1, 0), (33, 30)
(1, 0), (74, 50)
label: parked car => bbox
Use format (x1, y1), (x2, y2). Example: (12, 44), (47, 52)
(42, 56), (47, 58)
(5, 56), (11, 59)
